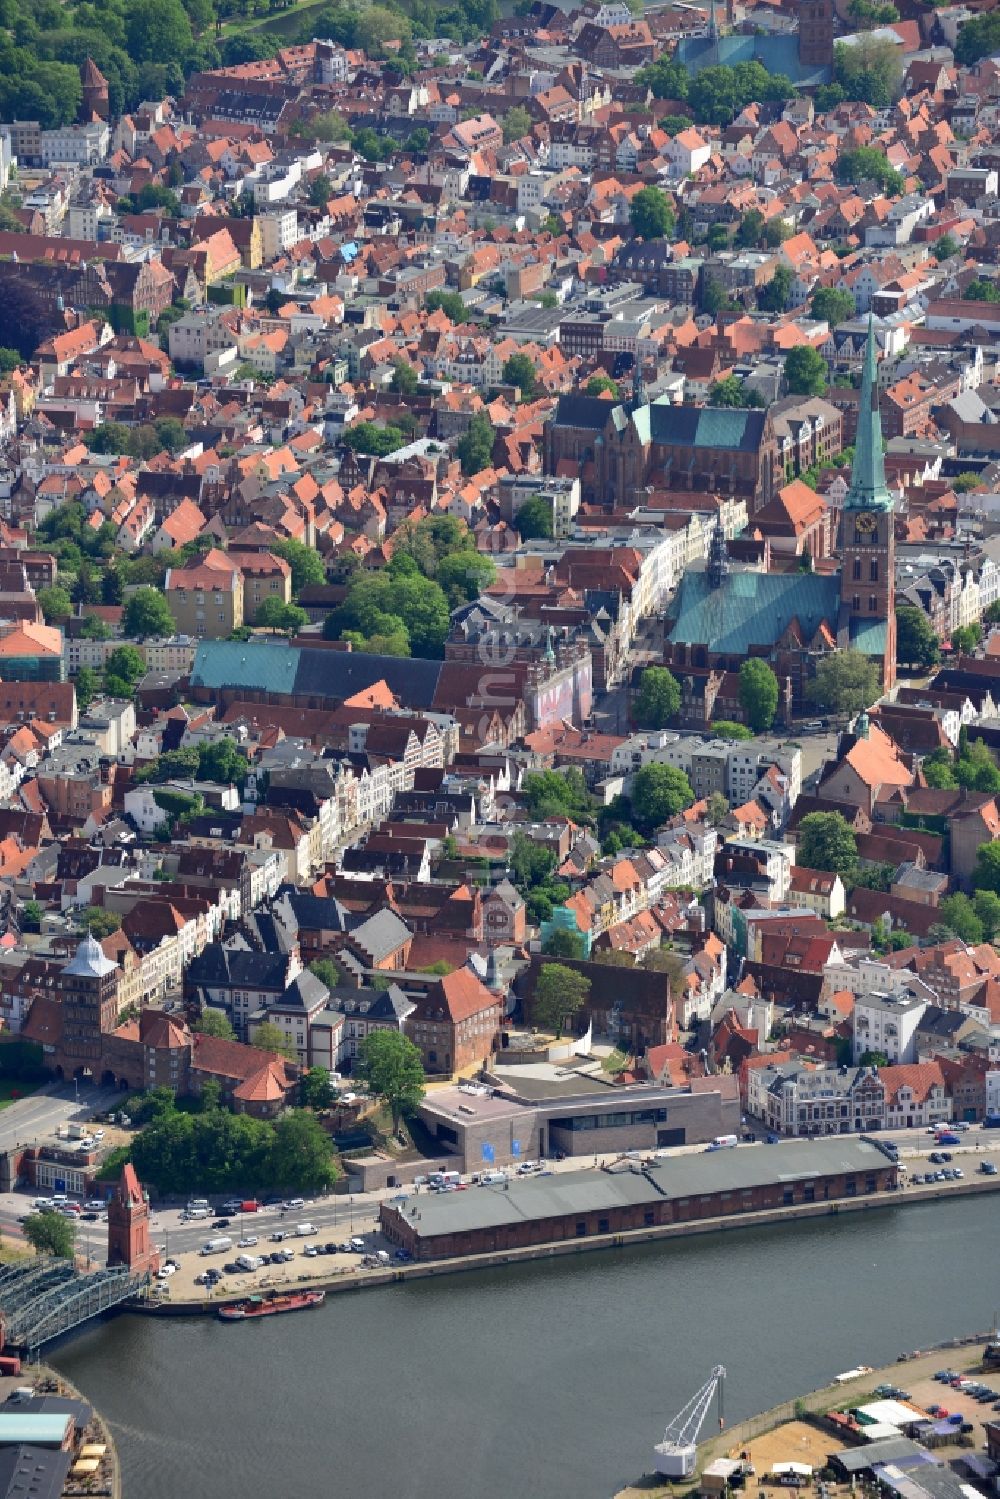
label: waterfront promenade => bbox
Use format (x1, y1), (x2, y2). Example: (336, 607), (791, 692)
(138, 1161), (1000, 1316)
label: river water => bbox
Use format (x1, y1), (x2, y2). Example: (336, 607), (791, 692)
(53, 1196), (997, 1499)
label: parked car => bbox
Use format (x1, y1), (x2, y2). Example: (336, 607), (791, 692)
(269, 1231), (286, 1242)
(237, 1236), (258, 1248)
(212, 1218), (231, 1229)
(980, 1161), (998, 1175)
(156, 1264), (176, 1280)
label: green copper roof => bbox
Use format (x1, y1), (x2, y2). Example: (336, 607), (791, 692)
(669, 569), (840, 655)
(849, 618), (888, 657)
(844, 315), (892, 512)
(191, 640), (301, 693)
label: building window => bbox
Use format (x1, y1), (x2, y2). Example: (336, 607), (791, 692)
(870, 559), (878, 582)
(852, 595), (860, 612)
(869, 595), (878, 612)
(853, 558), (861, 580)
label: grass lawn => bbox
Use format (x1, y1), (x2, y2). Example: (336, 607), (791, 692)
(218, 0), (331, 38)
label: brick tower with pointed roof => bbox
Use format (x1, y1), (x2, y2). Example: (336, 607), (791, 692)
(838, 315), (896, 690)
(80, 57), (109, 122)
(106, 1163), (159, 1276)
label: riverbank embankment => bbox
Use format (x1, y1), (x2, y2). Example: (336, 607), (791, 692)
(132, 1170), (1000, 1318)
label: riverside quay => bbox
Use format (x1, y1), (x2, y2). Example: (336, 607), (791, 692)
(379, 1140), (899, 1261)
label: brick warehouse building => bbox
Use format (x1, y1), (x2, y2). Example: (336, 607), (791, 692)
(380, 1138), (898, 1259)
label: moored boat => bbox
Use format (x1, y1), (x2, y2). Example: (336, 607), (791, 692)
(218, 1290), (325, 1320)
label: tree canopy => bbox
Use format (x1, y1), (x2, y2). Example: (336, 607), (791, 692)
(633, 666), (681, 729)
(833, 37), (904, 107)
(532, 963), (590, 1039)
(24, 1211), (75, 1259)
(325, 564), (450, 658)
(123, 587), (175, 640)
(514, 494), (554, 541)
(785, 345), (827, 396)
(355, 1030), (426, 1132)
(810, 287), (857, 326)
(806, 651), (880, 715)
(836, 146), (904, 195)
(738, 659), (779, 733)
(955, 12), (1000, 66)
(630, 186), (675, 240)
(796, 811), (858, 876)
(896, 606), (940, 669)
(630, 763), (694, 833)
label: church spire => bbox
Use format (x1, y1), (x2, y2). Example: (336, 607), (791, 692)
(844, 314), (892, 511)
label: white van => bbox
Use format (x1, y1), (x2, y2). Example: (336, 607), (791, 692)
(294, 1222), (316, 1237)
(480, 1171), (507, 1186)
(185, 1207), (210, 1220)
(707, 1134), (738, 1151)
(234, 1253), (263, 1271)
(350, 1236), (366, 1253)
(200, 1237), (232, 1256)
(188, 1199), (211, 1212)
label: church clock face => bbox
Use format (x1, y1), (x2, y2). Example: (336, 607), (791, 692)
(854, 511), (878, 533)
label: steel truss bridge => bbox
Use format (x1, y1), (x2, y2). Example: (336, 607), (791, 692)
(0, 1258), (149, 1358)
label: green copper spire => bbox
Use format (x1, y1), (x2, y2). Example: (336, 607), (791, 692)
(845, 314), (892, 511)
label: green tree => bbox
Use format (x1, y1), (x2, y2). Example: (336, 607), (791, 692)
(426, 289), (467, 321)
(796, 811), (858, 875)
(896, 606), (940, 669)
(710, 720), (752, 740)
(964, 280), (1000, 304)
(735, 210), (765, 249)
(785, 345), (827, 396)
(701, 273), (733, 317)
(267, 1109), (337, 1194)
(456, 411), (494, 476)
(542, 928), (586, 959)
(20, 899), (42, 933)
(630, 185), (675, 240)
(586, 374), (619, 399)
(952, 624), (981, 655)
(806, 651), (880, 715)
(514, 494), (553, 541)
(634, 56), (689, 100)
(934, 234), (959, 262)
(503, 105), (532, 142)
(36, 585), (72, 623)
(810, 286), (856, 326)
(193, 1010), (236, 1040)
(834, 38), (904, 107)
(390, 358), (419, 395)
(706, 791), (730, 826)
(630, 763), (695, 832)
(739, 659), (779, 733)
(251, 1021), (295, 1060)
(329, 569), (450, 657)
(255, 596), (308, 634)
(268, 538), (325, 595)
(660, 113), (693, 135)
(953, 473), (982, 494)
(106, 645), (146, 685)
(974, 889), (1000, 941)
(309, 958), (343, 990)
(300, 1067), (334, 1110)
(308, 173), (333, 208)
(633, 666), (681, 728)
(522, 768), (593, 822)
(341, 422), (407, 457)
(198, 737), (246, 785)
(355, 1030), (426, 1132)
(123, 587), (174, 639)
(758, 264), (794, 314)
(974, 842), (1000, 894)
(938, 893), (983, 945)
(502, 353), (539, 401)
(82, 907), (120, 937)
(859, 1049), (890, 1068)
(709, 375), (760, 408)
(436, 550), (496, 608)
(79, 615), (111, 640)
(73, 666), (100, 712)
(124, 0), (193, 65)
(24, 1211), (75, 1259)
(836, 146), (904, 195)
(955, 11), (1000, 65)
(531, 962), (590, 1039)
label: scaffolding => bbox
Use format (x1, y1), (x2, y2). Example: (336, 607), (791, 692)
(0, 1259), (150, 1358)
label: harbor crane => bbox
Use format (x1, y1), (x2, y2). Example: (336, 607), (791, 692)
(653, 1365), (726, 1478)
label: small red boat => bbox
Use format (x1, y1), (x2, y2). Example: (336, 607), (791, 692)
(218, 1290), (325, 1321)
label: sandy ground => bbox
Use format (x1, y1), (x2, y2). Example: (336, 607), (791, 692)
(148, 1225), (398, 1306)
(735, 1421), (837, 1472)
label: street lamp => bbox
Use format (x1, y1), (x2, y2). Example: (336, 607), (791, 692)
(73, 1077), (79, 1106)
